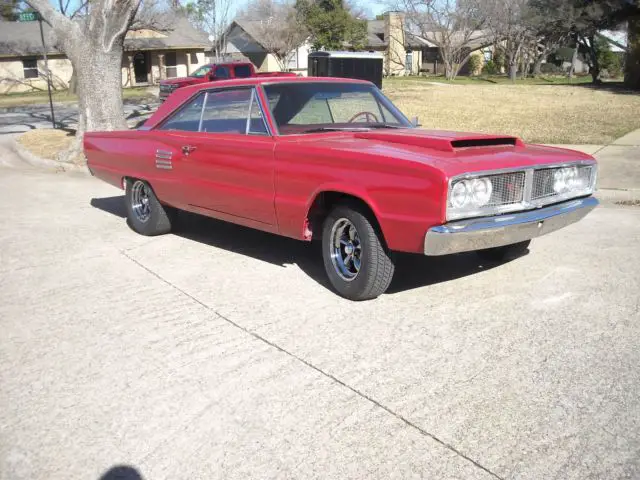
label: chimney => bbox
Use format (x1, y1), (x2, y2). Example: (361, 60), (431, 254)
(384, 11), (406, 76)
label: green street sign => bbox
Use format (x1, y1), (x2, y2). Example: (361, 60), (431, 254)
(18, 12), (39, 22)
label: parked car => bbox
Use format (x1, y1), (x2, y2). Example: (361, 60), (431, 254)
(85, 77), (598, 300)
(158, 61), (297, 101)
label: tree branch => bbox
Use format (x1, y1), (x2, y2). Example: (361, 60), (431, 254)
(25, 0), (73, 29)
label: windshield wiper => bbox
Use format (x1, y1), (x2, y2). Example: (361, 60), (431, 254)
(367, 124), (407, 129)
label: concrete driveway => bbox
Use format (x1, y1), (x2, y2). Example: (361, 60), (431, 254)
(1, 168), (639, 480)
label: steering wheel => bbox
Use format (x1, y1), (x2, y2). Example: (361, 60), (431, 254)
(348, 111), (380, 123)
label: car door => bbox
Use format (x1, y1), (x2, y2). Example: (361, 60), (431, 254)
(157, 86), (277, 227)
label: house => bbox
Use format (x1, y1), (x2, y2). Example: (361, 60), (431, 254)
(366, 12), (492, 76)
(218, 19), (311, 75)
(0, 16), (210, 94)
(218, 13), (486, 77)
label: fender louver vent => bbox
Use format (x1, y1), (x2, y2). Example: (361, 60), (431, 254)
(451, 137), (517, 149)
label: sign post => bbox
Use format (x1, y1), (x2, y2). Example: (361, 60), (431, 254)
(19, 12), (56, 129)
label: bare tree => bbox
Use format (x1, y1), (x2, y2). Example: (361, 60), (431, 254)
(485, 0), (535, 81)
(182, 0), (232, 61)
(240, 0), (308, 71)
(24, 0), (150, 160)
(393, 0), (490, 80)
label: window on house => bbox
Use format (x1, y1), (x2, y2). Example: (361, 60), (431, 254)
(23, 58), (39, 79)
(165, 52), (177, 78)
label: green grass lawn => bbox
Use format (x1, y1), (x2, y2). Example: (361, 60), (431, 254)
(0, 87), (156, 108)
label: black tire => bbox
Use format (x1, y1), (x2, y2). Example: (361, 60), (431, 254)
(476, 240), (531, 262)
(322, 202), (395, 301)
(125, 178), (173, 236)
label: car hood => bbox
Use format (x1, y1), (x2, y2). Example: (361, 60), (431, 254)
(160, 77), (199, 86)
(287, 129), (594, 177)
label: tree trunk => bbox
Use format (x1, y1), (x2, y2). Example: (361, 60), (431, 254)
(584, 35), (602, 84)
(568, 47), (578, 79)
(59, 47), (126, 163)
(625, 14), (640, 90)
(533, 54), (545, 77)
(509, 63), (517, 81)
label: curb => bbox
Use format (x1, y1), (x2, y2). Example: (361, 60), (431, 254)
(11, 137), (90, 174)
(595, 188), (640, 206)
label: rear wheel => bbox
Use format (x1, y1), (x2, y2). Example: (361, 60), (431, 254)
(125, 179), (173, 236)
(322, 203), (395, 301)
(476, 240), (531, 262)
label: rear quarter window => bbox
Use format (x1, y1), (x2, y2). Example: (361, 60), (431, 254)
(234, 65), (252, 78)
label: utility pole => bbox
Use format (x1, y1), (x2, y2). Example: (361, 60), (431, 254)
(37, 13), (56, 129)
(19, 11), (56, 129)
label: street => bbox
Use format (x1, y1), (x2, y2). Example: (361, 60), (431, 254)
(1, 167), (639, 479)
(0, 102), (158, 135)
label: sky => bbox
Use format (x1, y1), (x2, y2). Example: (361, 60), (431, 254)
(48, 0), (388, 20)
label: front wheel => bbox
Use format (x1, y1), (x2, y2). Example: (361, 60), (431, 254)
(322, 203), (395, 301)
(476, 240), (531, 262)
(125, 178), (173, 236)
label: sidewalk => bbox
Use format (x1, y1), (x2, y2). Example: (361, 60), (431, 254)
(547, 128), (640, 201)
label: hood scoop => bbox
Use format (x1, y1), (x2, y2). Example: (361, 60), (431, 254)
(354, 130), (522, 152)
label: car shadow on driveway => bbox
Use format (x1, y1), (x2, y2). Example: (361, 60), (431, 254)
(90, 196), (517, 296)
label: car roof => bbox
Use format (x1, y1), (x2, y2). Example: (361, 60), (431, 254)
(147, 76), (375, 129)
(185, 75), (371, 91)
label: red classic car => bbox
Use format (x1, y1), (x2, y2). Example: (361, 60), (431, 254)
(85, 77), (598, 300)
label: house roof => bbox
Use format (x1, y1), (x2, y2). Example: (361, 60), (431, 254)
(364, 19), (435, 49)
(0, 16), (209, 58)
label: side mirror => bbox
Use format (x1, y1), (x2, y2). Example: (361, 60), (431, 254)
(208, 73), (216, 81)
(411, 116), (421, 127)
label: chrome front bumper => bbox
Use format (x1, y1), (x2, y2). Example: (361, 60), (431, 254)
(424, 196), (598, 256)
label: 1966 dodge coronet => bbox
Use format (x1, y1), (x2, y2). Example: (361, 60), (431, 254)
(85, 77), (598, 300)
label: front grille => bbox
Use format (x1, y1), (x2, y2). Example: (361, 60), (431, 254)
(486, 171), (526, 207)
(447, 162), (596, 220)
(531, 165), (594, 201)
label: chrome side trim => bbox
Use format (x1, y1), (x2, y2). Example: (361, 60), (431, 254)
(424, 196), (598, 256)
(155, 149), (173, 170)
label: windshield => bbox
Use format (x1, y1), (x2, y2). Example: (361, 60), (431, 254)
(189, 65), (212, 78)
(263, 82), (413, 135)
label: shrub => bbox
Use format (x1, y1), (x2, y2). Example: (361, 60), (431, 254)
(467, 54), (483, 76)
(484, 60), (498, 75)
(492, 48), (506, 72)
(540, 63), (564, 74)
(596, 37), (623, 78)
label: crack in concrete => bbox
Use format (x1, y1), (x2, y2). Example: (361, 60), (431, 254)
(121, 250), (505, 480)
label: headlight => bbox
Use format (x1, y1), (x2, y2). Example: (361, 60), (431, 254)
(448, 177), (494, 211)
(451, 181), (469, 208)
(470, 178), (493, 206)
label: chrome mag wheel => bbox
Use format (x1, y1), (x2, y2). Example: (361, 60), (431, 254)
(330, 218), (362, 281)
(131, 180), (151, 223)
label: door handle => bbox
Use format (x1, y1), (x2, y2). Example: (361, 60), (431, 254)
(182, 145), (197, 156)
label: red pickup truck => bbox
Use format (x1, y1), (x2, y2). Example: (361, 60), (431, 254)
(159, 61), (296, 100)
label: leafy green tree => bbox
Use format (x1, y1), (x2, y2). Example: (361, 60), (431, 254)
(295, 0), (366, 50)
